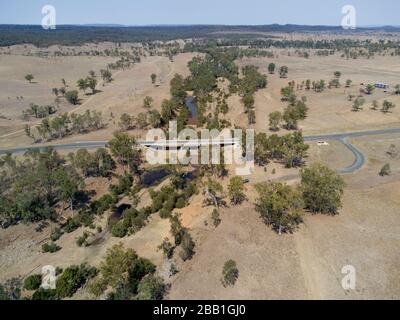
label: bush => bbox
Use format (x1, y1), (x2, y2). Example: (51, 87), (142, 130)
(90, 194), (117, 215)
(111, 221), (128, 238)
(24, 274), (42, 291)
(50, 228), (63, 241)
(110, 174), (133, 197)
(76, 232), (90, 247)
(222, 260), (239, 287)
(380, 163), (391, 176)
(127, 258), (156, 294)
(64, 218), (81, 233)
(211, 209), (221, 227)
(175, 197), (187, 209)
(136, 275), (165, 300)
(42, 242), (61, 253)
(31, 288), (57, 300)
(159, 208), (172, 219)
(301, 164), (345, 215)
(65, 90), (79, 105)
(55, 264), (98, 298)
(179, 231), (195, 261)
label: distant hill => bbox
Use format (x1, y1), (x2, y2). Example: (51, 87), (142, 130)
(0, 24), (399, 47)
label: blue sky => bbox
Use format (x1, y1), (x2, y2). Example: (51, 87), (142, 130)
(0, 0), (398, 26)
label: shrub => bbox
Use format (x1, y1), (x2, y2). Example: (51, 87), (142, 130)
(111, 221), (128, 238)
(90, 194), (117, 215)
(24, 274), (42, 291)
(50, 228), (63, 242)
(179, 231), (195, 261)
(380, 163), (391, 176)
(159, 208), (172, 219)
(175, 197), (187, 209)
(65, 90), (79, 105)
(136, 275), (165, 300)
(222, 260), (239, 287)
(76, 231), (90, 247)
(127, 258), (156, 294)
(31, 288), (57, 300)
(64, 218), (81, 233)
(158, 238), (174, 258)
(55, 264), (98, 298)
(301, 164), (345, 215)
(211, 208), (221, 227)
(42, 242), (61, 253)
(255, 182), (304, 234)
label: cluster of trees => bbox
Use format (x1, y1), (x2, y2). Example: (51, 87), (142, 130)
(353, 98), (396, 113)
(69, 148), (115, 178)
(13, 263), (98, 300)
(239, 65), (267, 124)
(255, 164), (345, 234)
(273, 83), (308, 131)
(89, 244), (165, 300)
(77, 73), (98, 95)
(111, 206), (152, 238)
(22, 103), (57, 120)
(119, 109), (162, 132)
(0, 148), (84, 225)
(35, 110), (104, 141)
(255, 131), (309, 168)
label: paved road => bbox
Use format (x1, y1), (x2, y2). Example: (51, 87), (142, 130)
(1, 127), (400, 174)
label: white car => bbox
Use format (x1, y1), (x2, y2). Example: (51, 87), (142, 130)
(317, 141), (329, 146)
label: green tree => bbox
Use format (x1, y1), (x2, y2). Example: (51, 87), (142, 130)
(269, 111), (282, 131)
(57, 166), (84, 211)
(279, 66), (288, 78)
(364, 84), (375, 95)
(203, 178), (224, 208)
(158, 238), (174, 259)
(108, 132), (142, 173)
(86, 77), (97, 94)
(301, 164), (345, 215)
(228, 176), (246, 205)
(77, 78), (89, 93)
(0, 278), (22, 300)
(381, 100), (396, 113)
(379, 163), (391, 176)
(118, 113), (133, 131)
(100, 69), (112, 83)
(268, 63), (276, 74)
(222, 260), (239, 287)
(56, 264), (97, 298)
(255, 182), (304, 234)
(143, 96), (153, 109)
(179, 230), (195, 261)
(99, 244), (138, 288)
(352, 97), (365, 112)
(65, 90), (79, 105)
(24, 274), (42, 291)
(25, 74), (34, 83)
(136, 275), (165, 300)
(151, 73), (157, 85)
(211, 208), (221, 227)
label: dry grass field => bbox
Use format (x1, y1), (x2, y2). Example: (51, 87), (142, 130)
(0, 39), (399, 300)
